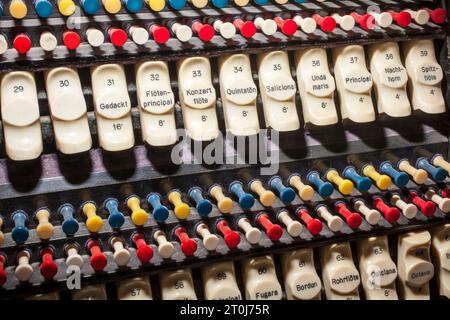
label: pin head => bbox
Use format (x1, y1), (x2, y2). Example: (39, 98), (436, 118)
(62, 218), (79, 236)
(153, 206), (170, 222)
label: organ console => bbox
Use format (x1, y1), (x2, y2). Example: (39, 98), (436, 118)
(0, 0), (448, 306)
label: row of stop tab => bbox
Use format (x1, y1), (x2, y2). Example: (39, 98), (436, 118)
(22, 226), (450, 300)
(0, 39), (445, 161)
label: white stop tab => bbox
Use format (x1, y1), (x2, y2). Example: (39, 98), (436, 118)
(177, 57), (219, 141)
(257, 51), (300, 132)
(218, 53), (260, 136)
(0, 71), (43, 161)
(333, 45), (376, 123)
(135, 61), (177, 147)
(295, 48), (338, 126)
(45, 67), (92, 154)
(202, 261), (242, 300)
(160, 269), (198, 300)
(242, 255), (282, 300)
(431, 224), (450, 299)
(403, 40), (445, 114)
(116, 276), (153, 300)
(368, 42), (411, 118)
(91, 64), (135, 152)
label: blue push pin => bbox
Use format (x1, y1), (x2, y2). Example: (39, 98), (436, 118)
(229, 181), (255, 210)
(189, 187), (213, 217)
(254, 0), (269, 5)
(0, 2), (3, 17)
(306, 171), (334, 197)
(104, 198), (125, 229)
(58, 204), (79, 236)
(269, 176), (296, 204)
(343, 166), (372, 192)
(212, 0), (228, 8)
(147, 193), (170, 222)
(123, 0), (143, 13)
(379, 161), (410, 187)
(11, 210), (29, 244)
(294, 0), (305, 3)
(168, 0), (186, 10)
(416, 157), (447, 182)
(33, 0), (53, 18)
(81, 0), (101, 14)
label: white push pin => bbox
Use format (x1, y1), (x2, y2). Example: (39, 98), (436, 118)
(293, 15), (317, 34)
(153, 230), (175, 259)
(171, 22), (193, 42)
(0, 35), (7, 54)
(15, 250), (33, 282)
(390, 194), (417, 219)
(405, 9), (430, 25)
(237, 217), (262, 244)
(369, 12), (393, 28)
(277, 210), (303, 237)
(316, 205), (343, 232)
(196, 223), (220, 251)
(213, 20), (236, 39)
(86, 28), (105, 47)
(332, 14), (355, 31)
(254, 17), (277, 36)
(129, 26), (149, 45)
(353, 200), (381, 225)
(424, 188), (450, 213)
(111, 237), (131, 267)
(39, 31), (58, 52)
(65, 244), (84, 268)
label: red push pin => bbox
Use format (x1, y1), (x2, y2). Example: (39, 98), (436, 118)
(192, 21), (215, 42)
(13, 33), (32, 54)
(350, 12), (375, 30)
(273, 17), (298, 36)
(0, 254), (7, 286)
(408, 190), (436, 217)
(388, 10), (412, 27)
(295, 207), (323, 236)
(149, 24), (170, 45)
(256, 212), (283, 241)
(440, 187), (450, 198)
(87, 239), (107, 272)
(108, 27), (128, 47)
(233, 18), (257, 39)
(312, 14), (336, 32)
(132, 233), (153, 264)
(373, 196), (400, 223)
(427, 8), (447, 24)
(63, 30), (81, 50)
(335, 201), (362, 229)
(39, 247), (58, 280)
(216, 220), (241, 249)
(174, 226), (197, 256)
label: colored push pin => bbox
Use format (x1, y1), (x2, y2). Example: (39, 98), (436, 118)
(0, 2), (2, 16)
(111, 237), (131, 267)
(59, 204), (79, 236)
(234, 0), (249, 5)
(427, 8), (447, 24)
(153, 230), (175, 259)
(388, 193), (417, 219)
(149, 24), (170, 44)
(123, 0), (143, 13)
(397, 158), (428, 184)
(171, 22), (193, 42)
(132, 233), (153, 264)
(0, 216), (4, 246)
(273, 17), (298, 36)
(372, 196), (400, 223)
(293, 16), (317, 34)
(216, 220), (241, 249)
(288, 174), (315, 201)
(102, 0), (122, 13)
(209, 185), (234, 214)
(362, 164), (392, 190)
(212, 20), (236, 39)
(256, 213), (283, 241)
(233, 18), (257, 39)
(441, 187), (450, 199)
(352, 199), (381, 225)
(249, 180), (276, 207)
(167, 0), (186, 10)
(87, 240), (108, 272)
(423, 188), (450, 213)
(416, 157), (447, 182)
(332, 13), (356, 31)
(35, 208), (54, 241)
(431, 154), (450, 176)
(254, 17), (278, 36)
(196, 223), (220, 251)
(64, 243), (84, 268)
(13, 34), (32, 54)
(126, 195), (149, 226)
(33, 0), (53, 18)
(189, 187), (213, 217)
(277, 209), (303, 237)
(388, 10), (412, 27)
(168, 190), (190, 220)
(81, 0), (101, 14)
(57, 0), (76, 16)
(192, 21), (215, 42)
(129, 26), (149, 45)
(405, 9), (429, 25)
(307, 171), (334, 198)
(147, 193), (170, 222)
(254, 0), (268, 4)
(0, 254), (7, 286)
(325, 169), (354, 195)
(189, 0), (206, 8)
(350, 12), (375, 30)
(237, 217), (261, 244)
(12, 210), (29, 244)
(15, 250), (33, 282)
(379, 161), (410, 187)
(108, 27), (128, 47)
(104, 198), (125, 229)
(229, 181), (255, 210)
(39, 247), (58, 280)
(343, 166), (372, 192)
(173, 226), (197, 257)
(334, 201), (362, 229)
(63, 30), (81, 50)
(82, 202), (103, 233)
(145, 0), (166, 11)
(312, 14), (336, 32)
(9, 0), (28, 19)
(269, 176), (296, 204)
(315, 205), (343, 232)
(408, 190), (436, 217)
(295, 206), (323, 236)
(211, 0), (228, 8)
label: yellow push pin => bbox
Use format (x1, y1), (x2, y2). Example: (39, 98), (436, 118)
(363, 164), (391, 190)
(126, 196), (149, 226)
(103, 0), (122, 14)
(35, 209), (54, 240)
(9, 0), (28, 19)
(168, 190), (190, 220)
(234, 0), (249, 6)
(288, 174), (315, 201)
(82, 202), (103, 233)
(0, 216), (4, 246)
(249, 180), (276, 207)
(326, 169), (354, 195)
(189, 0), (208, 8)
(146, 0), (166, 11)
(209, 185), (234, 214)
(58, 0), (76, 16)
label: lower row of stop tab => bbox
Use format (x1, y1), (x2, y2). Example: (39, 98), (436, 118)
(24, 224), (450, 300)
